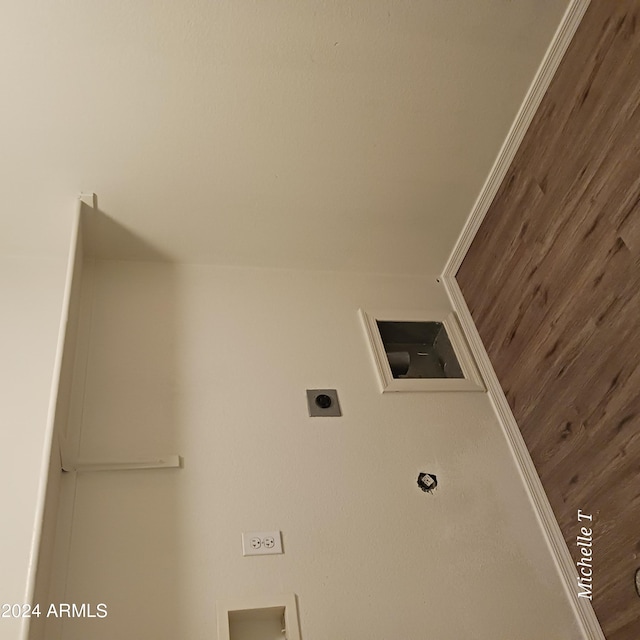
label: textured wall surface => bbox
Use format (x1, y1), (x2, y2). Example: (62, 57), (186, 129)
(0, 4), (584, 638)
(1, 0), (568, 273)
(0, 257), (68, 640)
(49, 261), (583, 639)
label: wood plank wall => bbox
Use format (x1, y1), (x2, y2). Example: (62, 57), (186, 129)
(457, 2), (640, 638)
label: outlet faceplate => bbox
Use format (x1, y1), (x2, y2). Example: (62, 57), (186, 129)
(306, 389), (342, 417)
(242, 531), (283, 556)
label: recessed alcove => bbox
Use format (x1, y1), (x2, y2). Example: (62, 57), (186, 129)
(217, 595), (301, 640)
(376, 320), (464, 379)
(359, 309), (484, 392)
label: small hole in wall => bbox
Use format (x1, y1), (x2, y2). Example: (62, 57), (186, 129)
(417, 472), (438, 493)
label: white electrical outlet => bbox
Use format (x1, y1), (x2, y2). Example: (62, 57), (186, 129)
(242, 531), (283, 556)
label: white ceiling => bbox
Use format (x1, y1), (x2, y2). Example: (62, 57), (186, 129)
(1, 0), (568, 275)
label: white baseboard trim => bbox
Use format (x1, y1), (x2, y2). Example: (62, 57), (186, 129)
(442, 0), (591, 278)
(440, 5), (600, 634)
(442, 275), (604, 639)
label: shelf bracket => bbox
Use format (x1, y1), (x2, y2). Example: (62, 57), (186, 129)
(62, 454), (183, 473)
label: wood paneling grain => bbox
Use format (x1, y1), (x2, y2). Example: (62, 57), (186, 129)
(457, 2), (640, 638)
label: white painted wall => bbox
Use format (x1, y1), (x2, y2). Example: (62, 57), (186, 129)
(52, 260), (583, 639)
(0, 256), (69, 640)
(0, 5), (584, 638)
(0, 0), (570, 274)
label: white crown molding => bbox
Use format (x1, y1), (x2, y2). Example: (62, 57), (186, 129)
(442, 0), (591, 278)
(441, 275), (605, 640)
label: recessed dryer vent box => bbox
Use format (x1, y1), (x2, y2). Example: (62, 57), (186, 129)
(359, 309), (484, 393)
(217, 594), (301, 640)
